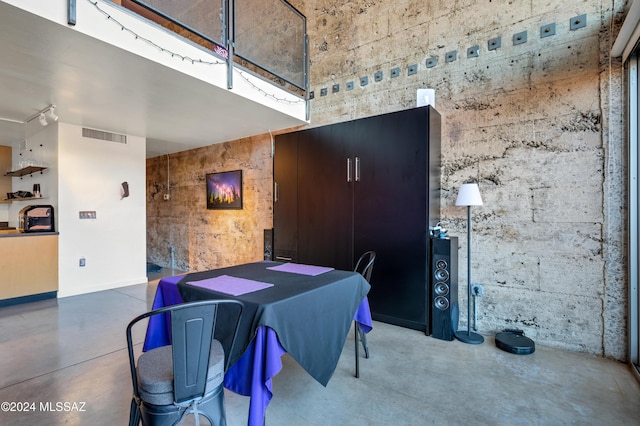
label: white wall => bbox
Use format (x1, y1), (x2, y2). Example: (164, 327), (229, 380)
(57, 123), (146, 297)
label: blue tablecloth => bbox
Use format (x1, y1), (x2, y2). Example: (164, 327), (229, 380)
(143, 265), (372, 426)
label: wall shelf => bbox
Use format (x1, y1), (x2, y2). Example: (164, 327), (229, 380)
(5, 166), (47, 177)
(2, 196), (47, 203)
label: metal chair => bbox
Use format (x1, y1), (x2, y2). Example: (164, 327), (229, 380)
(354, 251), (375, 378)
(126, 299), (243, 426)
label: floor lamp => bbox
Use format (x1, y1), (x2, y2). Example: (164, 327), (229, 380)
(454, 182), (484, 344)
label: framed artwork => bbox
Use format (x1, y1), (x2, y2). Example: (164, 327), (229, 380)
(206, 170), (243, 210)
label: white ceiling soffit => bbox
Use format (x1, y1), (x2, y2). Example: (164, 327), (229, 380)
(0, 0), (307, 158)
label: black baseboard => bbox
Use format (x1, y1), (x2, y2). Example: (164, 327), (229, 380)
(0, 291), (57, 308)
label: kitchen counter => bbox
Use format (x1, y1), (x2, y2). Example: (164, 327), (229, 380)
(0, 231), (58, 237)
(0, 233), (58, 306)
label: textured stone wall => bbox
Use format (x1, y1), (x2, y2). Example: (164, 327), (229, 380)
(289, 0), (628, 360)
(147, 135), (273, 272)
(146, 0), (629, 360)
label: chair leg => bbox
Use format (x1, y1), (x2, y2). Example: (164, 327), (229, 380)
(358, 325), (370, 359)
(354, 320), (360, 378)
(129, 398), (141, 426)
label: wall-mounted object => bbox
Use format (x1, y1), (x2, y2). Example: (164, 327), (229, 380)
(488, 36), (501, 51)
(540, 23), (556, 38)
(332, 84), (340, 93)
(425, 56), (438, 68)
(445, 51), (457, 62)
(320, 87), (328, 96)
(417, 88), (435, 108)
(390, 67), (401, 78)
(374, 71), (383, 82)
(513, 31), (527, 45)
(570, 14), (587, 31)
(25, 105), (59, 127)
(346, 81), (355, 91)
(467, 45), (480, 58)
(121, 182), (129, 199)
(407, 64), (418, 75)
(360, 76), (369, 87)
(206, 170), (243, 210)
(5, 166), (47, 178)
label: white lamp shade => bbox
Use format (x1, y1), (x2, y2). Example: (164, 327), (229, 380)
(455, 182), (483, 206)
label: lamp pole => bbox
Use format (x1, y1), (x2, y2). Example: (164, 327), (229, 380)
(454, 183), (484, 344)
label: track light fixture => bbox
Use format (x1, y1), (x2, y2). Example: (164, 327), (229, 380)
(26, 104), (58, 127)
(48, 106), (59, 122)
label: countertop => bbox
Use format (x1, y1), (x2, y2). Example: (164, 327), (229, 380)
(0, 231), (59, 238)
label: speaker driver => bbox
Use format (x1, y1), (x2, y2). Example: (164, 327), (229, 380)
(434, 269), (449, 282)
(436, 260), (448, 270)
(434, 296), (450, 311)
(434, 282), (449, 296)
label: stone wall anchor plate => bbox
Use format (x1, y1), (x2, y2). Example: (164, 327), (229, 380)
(495, 329), (535, 355)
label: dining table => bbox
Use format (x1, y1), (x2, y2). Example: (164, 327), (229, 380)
(142, 261), (372, 426)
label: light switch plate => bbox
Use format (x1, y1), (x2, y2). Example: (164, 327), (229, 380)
(79, 211), (96, 219)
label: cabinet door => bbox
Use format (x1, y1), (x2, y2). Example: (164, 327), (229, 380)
(273, 133), (298, 261)
(297, 123), (354, 270)
(0, 146), (11, 201)
(353, 107), (430, 329)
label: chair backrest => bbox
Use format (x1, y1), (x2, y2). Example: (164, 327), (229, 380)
(126, 299), (243, 404)
(354, 251), (376, 283)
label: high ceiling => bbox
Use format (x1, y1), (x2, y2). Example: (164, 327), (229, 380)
(0, 1), (306, 158)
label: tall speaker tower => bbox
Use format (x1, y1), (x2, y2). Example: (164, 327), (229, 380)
(429, 237), (458, 340)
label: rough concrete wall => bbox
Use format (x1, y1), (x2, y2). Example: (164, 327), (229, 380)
(146, 135), (273, 272)
(145, 0), (629, 361)
(287, 0), (628, 360)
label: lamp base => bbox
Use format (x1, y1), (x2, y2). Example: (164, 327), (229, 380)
(454, 329), (484, 344)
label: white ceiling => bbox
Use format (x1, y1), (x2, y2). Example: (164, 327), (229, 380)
(0, 1), (306, 158)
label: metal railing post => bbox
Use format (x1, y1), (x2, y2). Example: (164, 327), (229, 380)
(68, 0), (76, 25)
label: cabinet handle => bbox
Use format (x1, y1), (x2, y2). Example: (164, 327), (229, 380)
(355, 157), (361, 182)
(346, 158), (352, 182)
(274, 182), (279, 203)
(275, 256), (292, 261)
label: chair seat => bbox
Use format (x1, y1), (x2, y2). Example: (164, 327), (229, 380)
(137, 339), (225, 406)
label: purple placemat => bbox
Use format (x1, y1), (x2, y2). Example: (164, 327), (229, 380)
(266, 263), (334, 276)
(186, 275), (273, 296)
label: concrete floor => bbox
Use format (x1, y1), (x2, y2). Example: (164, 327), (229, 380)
(1, 278), (639, 425)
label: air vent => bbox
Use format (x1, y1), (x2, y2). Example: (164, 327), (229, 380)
(82, 128), (127, 144)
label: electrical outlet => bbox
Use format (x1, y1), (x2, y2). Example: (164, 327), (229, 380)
(472, 284), (484, 296)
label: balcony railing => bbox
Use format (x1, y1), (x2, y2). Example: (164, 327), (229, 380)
(111, 0), (307, 96)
